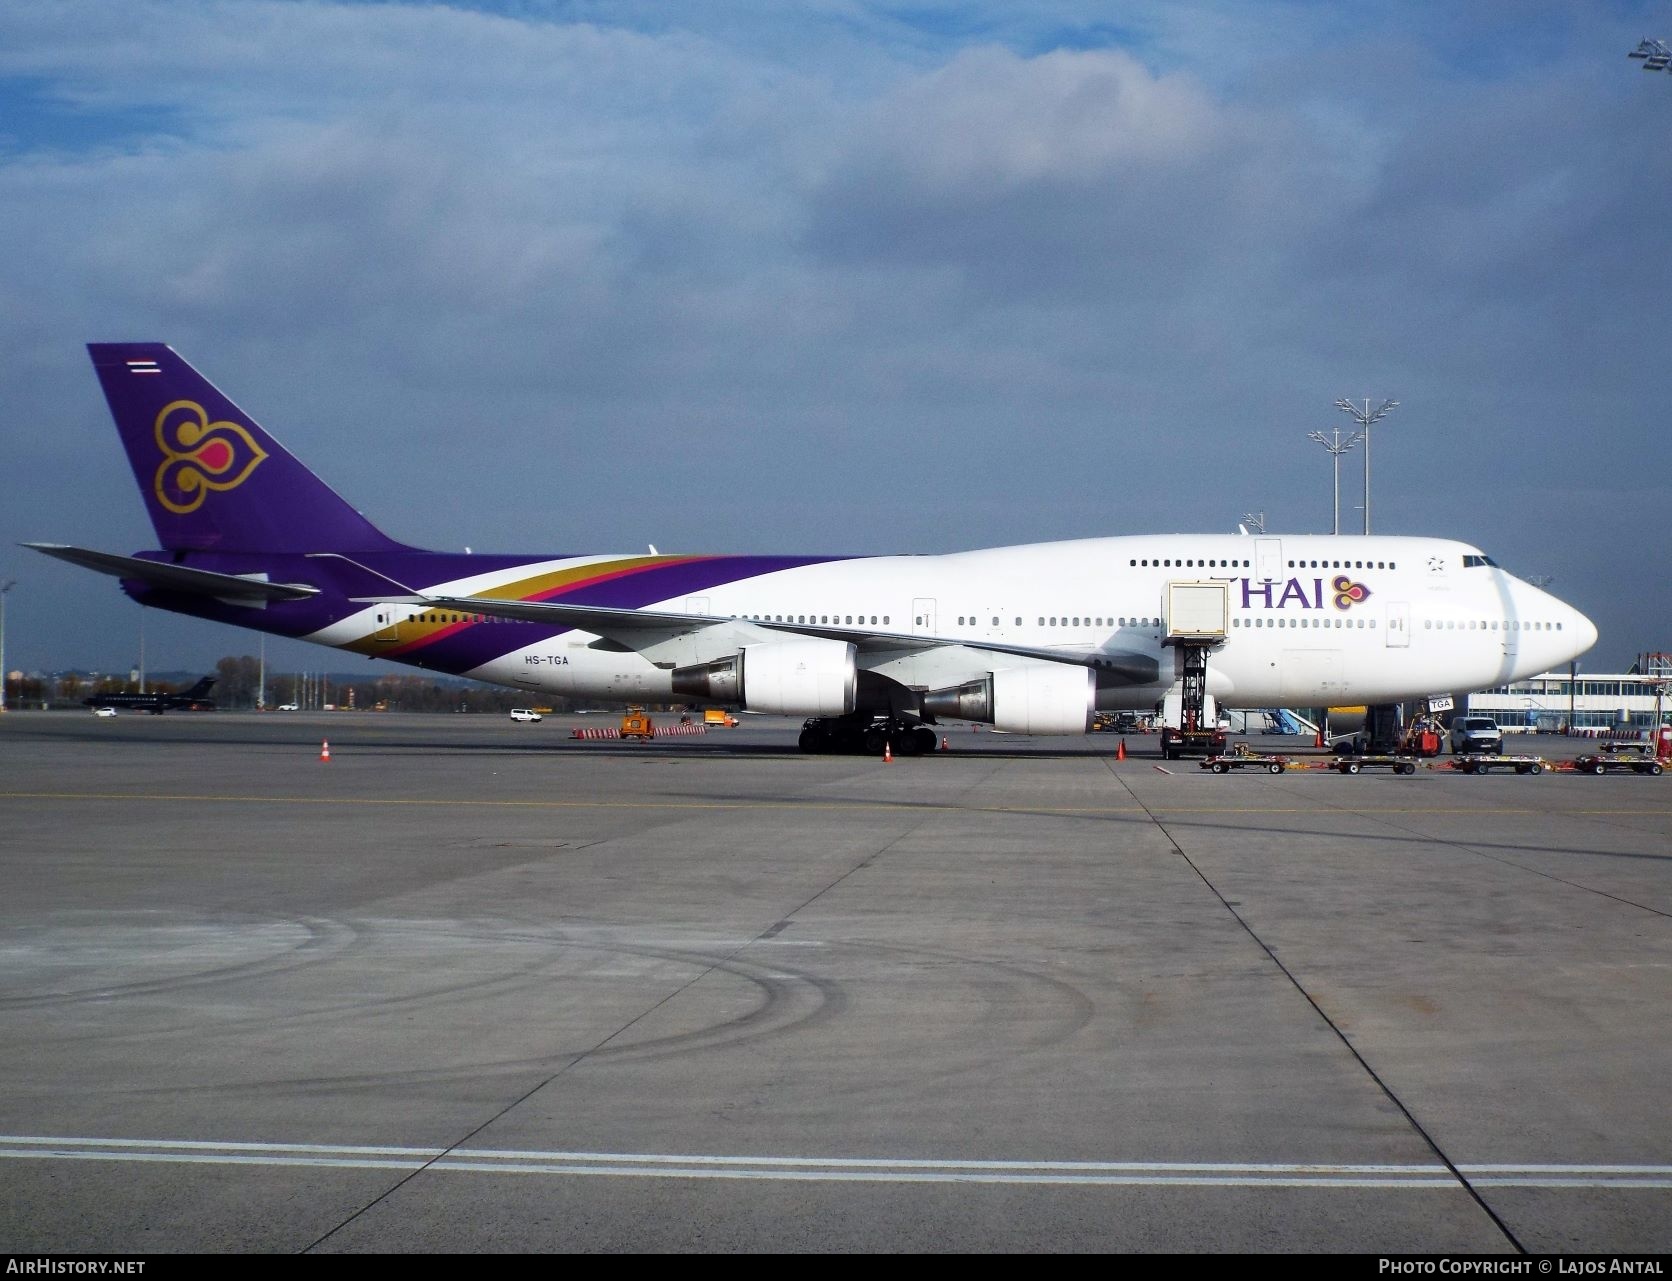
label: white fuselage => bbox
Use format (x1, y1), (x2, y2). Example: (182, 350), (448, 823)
(321, 533), (1594, 722)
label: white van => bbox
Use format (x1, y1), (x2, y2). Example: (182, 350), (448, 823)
(509, 708), (542, 723)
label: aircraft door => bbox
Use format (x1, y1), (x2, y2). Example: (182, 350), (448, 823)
(373, 607), (401, 643)
(1385, 602), (1410, 648)
(686, 596), (710, 617)
(912, 598), (937, 636)
(1255, 538), (1283, 583)
(1280, 649), (1344, 703)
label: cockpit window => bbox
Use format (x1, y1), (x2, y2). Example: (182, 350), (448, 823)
(1462, 554), (1499, 568)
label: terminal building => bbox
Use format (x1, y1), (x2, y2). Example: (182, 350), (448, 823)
(1463, 653), (1672, 735)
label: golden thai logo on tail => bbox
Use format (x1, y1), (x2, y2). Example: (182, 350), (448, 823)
(153, 400), (268, 514)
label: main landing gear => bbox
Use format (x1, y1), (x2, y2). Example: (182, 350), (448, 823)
(799, 714), (939, 756)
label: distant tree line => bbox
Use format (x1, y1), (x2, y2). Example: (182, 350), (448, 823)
(6, 656), (710, 713)
(4, 659), (591, 713)
(234, 658), (577, 712)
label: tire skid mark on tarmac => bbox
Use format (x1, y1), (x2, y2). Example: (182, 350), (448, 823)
(0, 914), (364, 1011)
(20, 932), (841, 1095)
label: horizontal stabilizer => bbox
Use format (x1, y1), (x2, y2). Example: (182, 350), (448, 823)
(24, 543), (320, 601)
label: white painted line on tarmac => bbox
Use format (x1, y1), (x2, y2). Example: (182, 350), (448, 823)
(0, 1134), (443, 1156)
(1, 1136), (1668, 1188)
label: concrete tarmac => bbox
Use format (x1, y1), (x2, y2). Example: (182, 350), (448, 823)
(1, 711), (1668, 1253)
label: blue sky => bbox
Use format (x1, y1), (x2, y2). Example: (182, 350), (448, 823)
(1, 0), (1668, 676)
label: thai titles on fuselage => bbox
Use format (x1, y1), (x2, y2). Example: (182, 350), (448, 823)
(1237, 576), (1372, 612)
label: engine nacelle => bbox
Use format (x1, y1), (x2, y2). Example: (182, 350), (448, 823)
(671, 638), (857, 717)
(923, 665), (1095, 735)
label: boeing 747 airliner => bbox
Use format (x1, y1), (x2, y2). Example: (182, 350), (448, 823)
(29, 345), (1596, 754)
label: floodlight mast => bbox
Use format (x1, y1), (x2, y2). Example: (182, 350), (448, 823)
(1334, 397), (1398, 534)
(1628, 38), (1671, 72)
(1307, 426), (1363, 535)
(0, 580), (14, 714)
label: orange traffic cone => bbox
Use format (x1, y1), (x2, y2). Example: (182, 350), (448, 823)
(1314, 728), (1325, 749)
(320, 739), (331, 762)
(883, 740), (893, 764)
(940, 735), (949, 752)
(1116, 738), (1127, 761)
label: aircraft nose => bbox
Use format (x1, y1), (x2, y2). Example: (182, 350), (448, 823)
(1572, 608), (1598, 658)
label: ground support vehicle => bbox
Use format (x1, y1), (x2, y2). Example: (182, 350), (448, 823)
(1573, 747), (1664, 776)
(620, 706), (655, 740)
(1161, 725), (1228, 760)
(1453, 753), (1549, 775)
(1449, 715), (1505, 756)
(1200, 745), (1290, 775)
(1399, 716), (1445, 758)
(1332, 755), (1420, 775)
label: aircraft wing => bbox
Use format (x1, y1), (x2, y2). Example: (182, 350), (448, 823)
(25, 544), (320, 602)
(360, 592), (1160, 684)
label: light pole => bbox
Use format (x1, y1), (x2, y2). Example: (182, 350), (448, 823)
(1629, 38), (1671, 71)
(1335, 397), (1398, 534)
(1307, 426), (1363, 535)
(0, 580), (14, 714)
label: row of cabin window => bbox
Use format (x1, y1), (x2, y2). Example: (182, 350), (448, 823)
(745, 614), (889, 625)
(1233, 617), (1376, 629)
(411, 607), (1553, 635)
(418, 613), (504, 624)
(1130, 558), (1249, 569)
(1290, 559), (1396, 570)
(1229, 616), (1566, 632)
(1124, 557), (1401, 571)
(1426, 619), (1564, 631)
(953, 616), (1156, 628)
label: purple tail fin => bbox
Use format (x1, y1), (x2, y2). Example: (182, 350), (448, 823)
(89, 343), (406, 553)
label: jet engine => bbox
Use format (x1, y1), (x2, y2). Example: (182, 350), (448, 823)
(922, 664), (1095, 735)
(671, 638), (857, 717)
